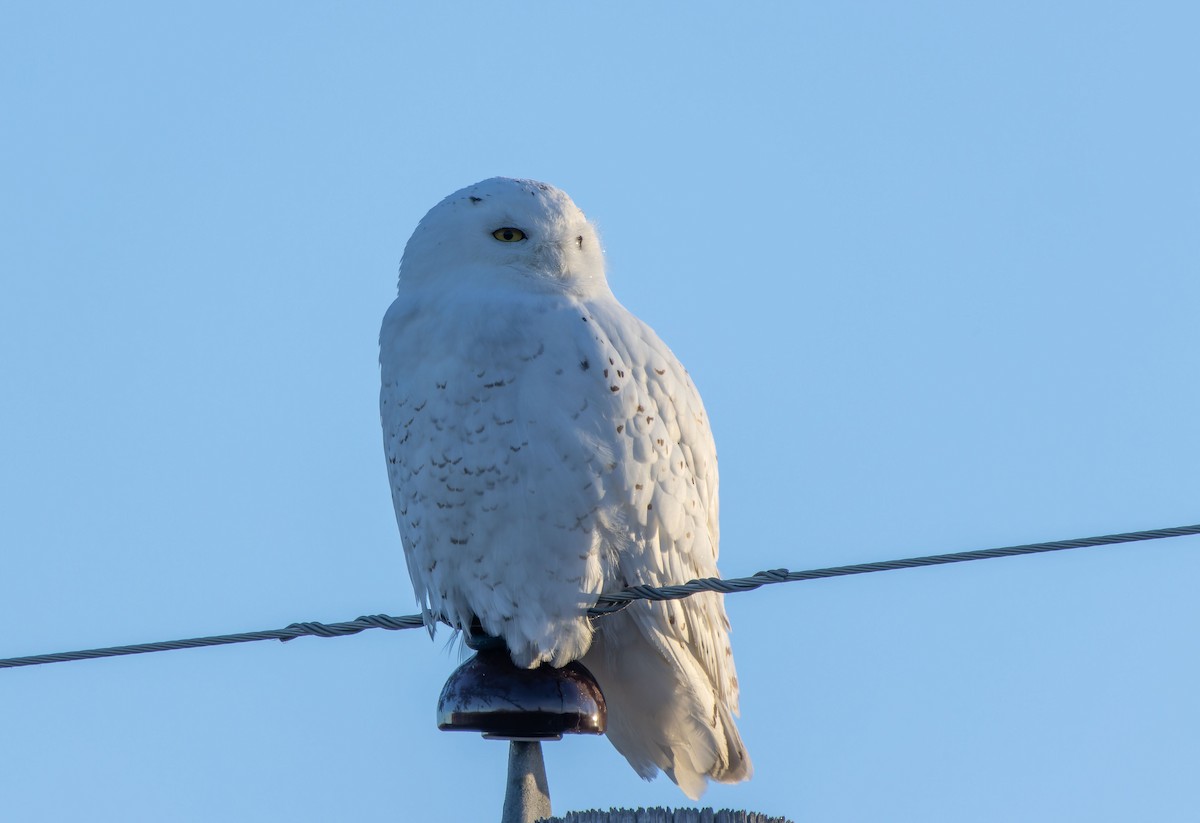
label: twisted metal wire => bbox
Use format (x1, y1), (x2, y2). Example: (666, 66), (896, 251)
(0, 614), (425, 669)
(588, 523), (1200, 613)
(2, 523), (1197, 670)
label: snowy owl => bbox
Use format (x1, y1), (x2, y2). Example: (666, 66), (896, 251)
(379, 177), (750, 797)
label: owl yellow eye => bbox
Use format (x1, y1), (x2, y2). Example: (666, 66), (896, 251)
(492, 227), (526, 242)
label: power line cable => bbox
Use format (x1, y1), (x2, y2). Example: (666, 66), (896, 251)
(0, 614), (425, 670)
(587, 522), (1200, 612)
(2, 522), (1197, 670)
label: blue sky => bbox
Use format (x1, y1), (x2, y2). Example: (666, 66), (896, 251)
(2, 2), (1198, 821)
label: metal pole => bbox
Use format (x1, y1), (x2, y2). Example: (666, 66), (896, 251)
(501, 740), (552, 823)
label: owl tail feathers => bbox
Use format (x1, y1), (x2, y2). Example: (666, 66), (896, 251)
(582, 616), (752, 800)
(665, 703), (753, 798)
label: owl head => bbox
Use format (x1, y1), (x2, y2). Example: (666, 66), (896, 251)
(399, 178), (607, 294)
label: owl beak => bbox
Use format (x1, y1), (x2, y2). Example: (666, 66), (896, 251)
(534, 239), (573, 278)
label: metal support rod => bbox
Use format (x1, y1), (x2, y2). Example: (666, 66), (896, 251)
(501, 740), (552, 823)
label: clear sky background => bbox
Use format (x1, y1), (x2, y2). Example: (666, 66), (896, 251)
(2, 3), (1198, 821)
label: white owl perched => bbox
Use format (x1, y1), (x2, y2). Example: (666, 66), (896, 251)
(379, 177), (750, 797)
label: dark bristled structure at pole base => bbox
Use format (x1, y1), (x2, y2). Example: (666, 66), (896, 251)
(436, 626), (607, 823)
(544, 811), (794, 823)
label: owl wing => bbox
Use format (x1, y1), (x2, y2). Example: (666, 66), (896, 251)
(577, 298), (749, 797)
